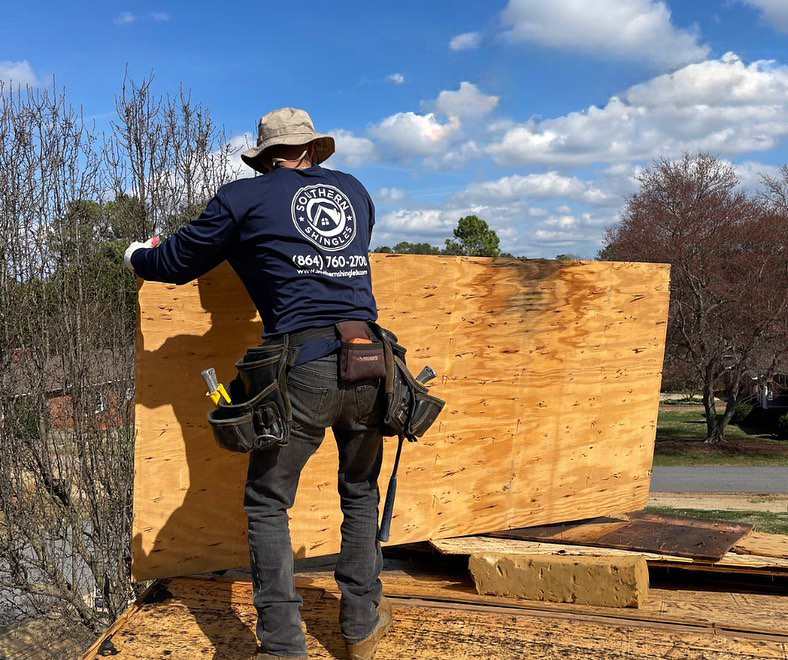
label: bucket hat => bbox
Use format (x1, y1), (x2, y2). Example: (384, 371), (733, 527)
(241, 107), (335, 173)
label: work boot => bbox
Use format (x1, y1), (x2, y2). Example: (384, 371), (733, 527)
(345, 597), (393, 660)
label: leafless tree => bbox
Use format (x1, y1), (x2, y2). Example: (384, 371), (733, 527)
(0, 74), (242, 641)
(760, 164), (788, 214)
(603, 153), (788, 442)
(104, 73), (242, 239)
(0, 79), (134, 636)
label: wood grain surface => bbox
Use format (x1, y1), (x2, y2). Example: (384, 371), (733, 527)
(291, 568), (788, 636)
(431, 536), (788, 575)
(489, 512), (753, 560)
(734, 531), (788, 559)
(82, 575), (788, 659)
(132, 255), (670, 580)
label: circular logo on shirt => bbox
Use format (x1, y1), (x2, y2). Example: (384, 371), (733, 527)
(291, 184), (357, 252)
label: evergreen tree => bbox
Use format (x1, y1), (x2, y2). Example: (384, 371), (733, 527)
(443, 215), (501, 257)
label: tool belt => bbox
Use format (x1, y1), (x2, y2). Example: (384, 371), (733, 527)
(368, 322), (445, 543)
(335, 320), (445, 440)
(206, 321), (444, 454)
(336, 320), (386, 383)
(206, 336), (294, 453)
(370, 323), (445, 441)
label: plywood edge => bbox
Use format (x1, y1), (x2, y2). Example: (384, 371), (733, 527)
(430, 537), (788, 575)
(733, 531), (788, 559)
(81, 580), (161, 659)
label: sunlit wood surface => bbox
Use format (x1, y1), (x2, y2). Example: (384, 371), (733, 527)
(132, 255), (670, 580)
(82, 572), (788, 658)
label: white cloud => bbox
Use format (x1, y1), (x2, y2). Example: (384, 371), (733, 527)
(731, 160), (783, 189)
(543, 214), (577, 228)
(374, 203), (531, 253)
(381, 175), (625, 255)
(436, 141), (481, 169)
(740, 0), (788, 32)
(325, 129), (378, 169)
(374, 201), (609, 257)
(376, 187), (406, 203)
(532, 210), (616, 249)
(533, 228), (592, 245)
(225, 132), (255, 178)
(379, 209), (456, 234)
(488, 53), (788, 167)
(449, 32), (481, 51)
(500, 0), (709, 68)
(326, 83), (493, 168)
(115, 11), (170, 25)
(0, 60), (39, 87)
(386, 73), (405, 85)
(434, 82), (499, 119)
(370, 112), (459, 158)
(625, 52), (787, 106)
(456, 172), (616, 205)
(114, 11), (135, 25)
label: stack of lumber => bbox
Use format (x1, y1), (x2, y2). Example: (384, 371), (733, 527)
(84, 514), (788, 657)
(432, 523), (788, 577)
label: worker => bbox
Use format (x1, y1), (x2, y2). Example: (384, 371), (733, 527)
(124, 108), (391, 660)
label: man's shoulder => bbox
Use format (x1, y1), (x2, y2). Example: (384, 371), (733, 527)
(319, 167), (369, 198)
(218, 175), (264, 198)
(321, 165), (360, 184)
(216, 168), (370, 205)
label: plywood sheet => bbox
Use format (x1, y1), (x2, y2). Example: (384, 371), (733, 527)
(734, 531), (788, 559)
(291, 569), (788, 636)
(132, 256), (670, 580)
(490, 512), (753, 560)
(432, 536), (788, 575)
(82, 575), (788, 659)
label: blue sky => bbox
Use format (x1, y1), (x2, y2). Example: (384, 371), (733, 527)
(2, 0), (788, 256)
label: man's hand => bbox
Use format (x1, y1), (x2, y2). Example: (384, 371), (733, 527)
(124, 236), (161, 273)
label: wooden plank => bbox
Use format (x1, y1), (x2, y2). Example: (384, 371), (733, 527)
(80, 580), (160, 659)
(291, 568), (788, 636)
(734, 531), (788, 559)
(491, 512), (753, 560)
(468, 553), (650, 607)
(82, 576), (788, 659)
(491, 516), (633, 543)
(431, 536), (788, 575)
(132, 256), (670, 579)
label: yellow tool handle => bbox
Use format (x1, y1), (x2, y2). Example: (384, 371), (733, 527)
(207, 383), (231, 405)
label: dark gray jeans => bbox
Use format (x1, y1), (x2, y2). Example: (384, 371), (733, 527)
(244, 351), (384, 657)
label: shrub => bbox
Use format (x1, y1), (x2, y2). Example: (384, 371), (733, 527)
(777, 413), (788, 439)
(731, 403), (754, 426)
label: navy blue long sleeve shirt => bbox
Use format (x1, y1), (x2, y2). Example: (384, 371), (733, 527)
(131, 165), (378, 336)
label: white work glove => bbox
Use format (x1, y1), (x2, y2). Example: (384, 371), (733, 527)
(124, 236), (160, 273)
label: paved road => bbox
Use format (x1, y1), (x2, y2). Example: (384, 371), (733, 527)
(651, 466), (788, 493)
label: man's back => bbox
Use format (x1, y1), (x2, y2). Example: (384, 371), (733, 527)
(131, 164), (378, 336)
(127, 107), (393, 659)
(224, 165), (377, 335)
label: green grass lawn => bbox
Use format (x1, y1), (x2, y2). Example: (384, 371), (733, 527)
(656, 409), (774, 441)
(654, 409), (788, 466)
(644, 506), (788, 535)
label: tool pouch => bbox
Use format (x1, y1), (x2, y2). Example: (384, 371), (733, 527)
(206, 340), (293, 453)
(370, 324), (446, 440)
(336, 320), (386, 385)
